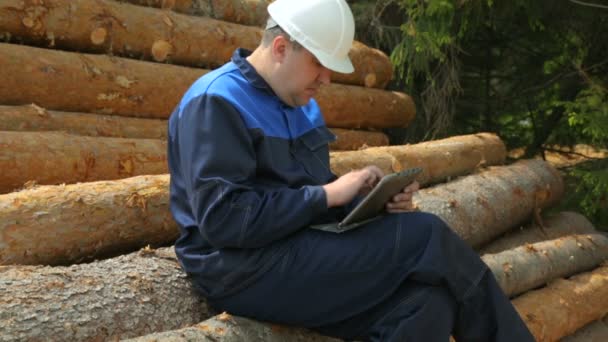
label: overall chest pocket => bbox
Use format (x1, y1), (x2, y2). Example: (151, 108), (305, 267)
(291, 127), (336, 183)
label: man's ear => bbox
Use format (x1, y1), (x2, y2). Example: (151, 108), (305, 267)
(271, 35), (289, 62)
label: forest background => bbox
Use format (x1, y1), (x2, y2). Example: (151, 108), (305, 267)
(348, 0), (608, 229)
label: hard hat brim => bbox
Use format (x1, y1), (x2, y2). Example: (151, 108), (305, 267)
(310, 48), (355, 74)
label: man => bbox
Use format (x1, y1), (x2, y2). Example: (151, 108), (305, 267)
(167, 0), (535, 340)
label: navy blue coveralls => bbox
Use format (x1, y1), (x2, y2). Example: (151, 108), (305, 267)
(167, 49), (535, 341)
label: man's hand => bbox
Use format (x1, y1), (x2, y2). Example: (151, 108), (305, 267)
(386, 180), (420, 213)
(323, 166), (384, 208)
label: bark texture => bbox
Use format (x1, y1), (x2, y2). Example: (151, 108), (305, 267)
(414, 159), (565, 248)
(0, 42), (206, 119)
(0, 0), (261, 69)
(0, 134), (509, 266)
(124, 313), (341, 342)
(117, 0), (272, 27)
(0, 104), (168, 139)
(0, 43), (412, 128)
(513, 265), (608, 342)
(0, 175), (176, 266)
(330, 133), (506, 182)
(314, 83), (415, 129)
(561, 315), (608, 342)
(328, 128), (389, 151)
(479, 211), (596, 254)
(0, 0), (392, 88)
(481, 234), (608, 297)
(0, 247), (211, 342)
(0, 104), (388, 149)
(0, 131), (167, 193)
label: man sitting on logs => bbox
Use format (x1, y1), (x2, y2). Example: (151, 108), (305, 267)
(166, 0), (534, 340)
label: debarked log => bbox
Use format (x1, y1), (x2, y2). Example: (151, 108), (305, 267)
(0, 247), (211, 342)
(0, 43), (412, 128)
(0, 104), (389, 150)
(481, 234), (608, 297)
(328, 128), (389, 151)
(0, 0), (392, 88)
(479, 211), (596, 254)
(116, 0), (272, 27)
(0, 131), (167, 193)
(0, 104), (168, 139)
(329, 133), (506, 181)
(414, 159), (564, 248)
(0, 175), (176, 266)
(124, 313), (341, 342)
(1, 155), (535, 267)
(513, 265), (608, 342)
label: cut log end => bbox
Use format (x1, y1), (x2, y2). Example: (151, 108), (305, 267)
(151, 40), (173, 62)
(364, 73), (377, 88)
(21, 17), (36, 29)
(90, 27), (107, 45)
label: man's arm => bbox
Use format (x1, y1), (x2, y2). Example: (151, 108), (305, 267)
(173, 94), (328, 249)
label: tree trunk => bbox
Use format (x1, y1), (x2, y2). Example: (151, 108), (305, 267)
(479, 211), (596, 254)
(330, 133), (506, 182)
(481, 233), (608, 297)
(124, 313), (341, 342)
(414, 159), (565, 248)
(0, 247), (212, 342)
(513, 265), (608, 342)
(0, 104), (168, 139)
(0, 104), (389, 150)
(560, 315), (608, 342)
(0, 43), (413, 128)
(0, 131), (167, 193)
(328, 128), (389, 151)
(116, 0), (273, 27)
(0, 175), (177, 266)
(0, 0), (392, 88)
(0, 134), (508, 266)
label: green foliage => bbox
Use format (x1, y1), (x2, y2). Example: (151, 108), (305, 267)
(352, 0), (608, 228)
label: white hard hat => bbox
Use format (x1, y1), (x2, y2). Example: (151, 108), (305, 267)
(267, 0), (355, 74)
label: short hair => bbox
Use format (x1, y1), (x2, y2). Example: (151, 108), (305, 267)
(262, 18), (303, 50)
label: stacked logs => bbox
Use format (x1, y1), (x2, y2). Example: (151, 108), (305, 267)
(0, 0), (606, 341)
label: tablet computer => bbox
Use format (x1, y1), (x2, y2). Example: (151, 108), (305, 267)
(310, 167), (423, 233)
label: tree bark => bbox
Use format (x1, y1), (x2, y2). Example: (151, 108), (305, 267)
(414, 159), (565, 248)
(0, 43), (412, 128)
(479, 211), (596, 254)
(328, 128), (389, 151)
(124, 313), (341, 342)
(0, 104), (168, 139)
(0, 247), (212, 342)
(116, 0), (273, 27)
(0, 131), (167, 193)
(329, 133), (506, 182)
(0, 175), (176, 266)
(0, 104), (389, 150)
(0, 0), (392, 88)
(0, 134), (507, 266)
(513, 265), (608, 342)
(0, 0), (261, 69)
(560, 315), (608, 342)
(481, 233), (608, 297)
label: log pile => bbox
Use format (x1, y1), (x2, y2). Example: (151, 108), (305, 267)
(0, 0), (606, 341)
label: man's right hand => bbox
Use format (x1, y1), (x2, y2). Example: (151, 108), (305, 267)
(322, 166), (384, 208)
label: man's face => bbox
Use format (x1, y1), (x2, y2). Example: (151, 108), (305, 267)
(277, 43), (332, 107)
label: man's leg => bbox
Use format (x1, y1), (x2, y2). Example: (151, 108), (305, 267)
(207, 211), (533, 341)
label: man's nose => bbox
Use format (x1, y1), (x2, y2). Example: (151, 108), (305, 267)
(318, 67), (332, 85)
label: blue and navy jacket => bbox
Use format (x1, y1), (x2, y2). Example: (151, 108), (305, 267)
(168, 49), (346, 298)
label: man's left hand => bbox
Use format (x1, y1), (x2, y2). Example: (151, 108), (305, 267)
(386, 181), (420, 213)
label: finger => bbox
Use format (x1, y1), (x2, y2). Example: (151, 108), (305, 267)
(403, 180), (420, 193)
(392, 192), (413, 203)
